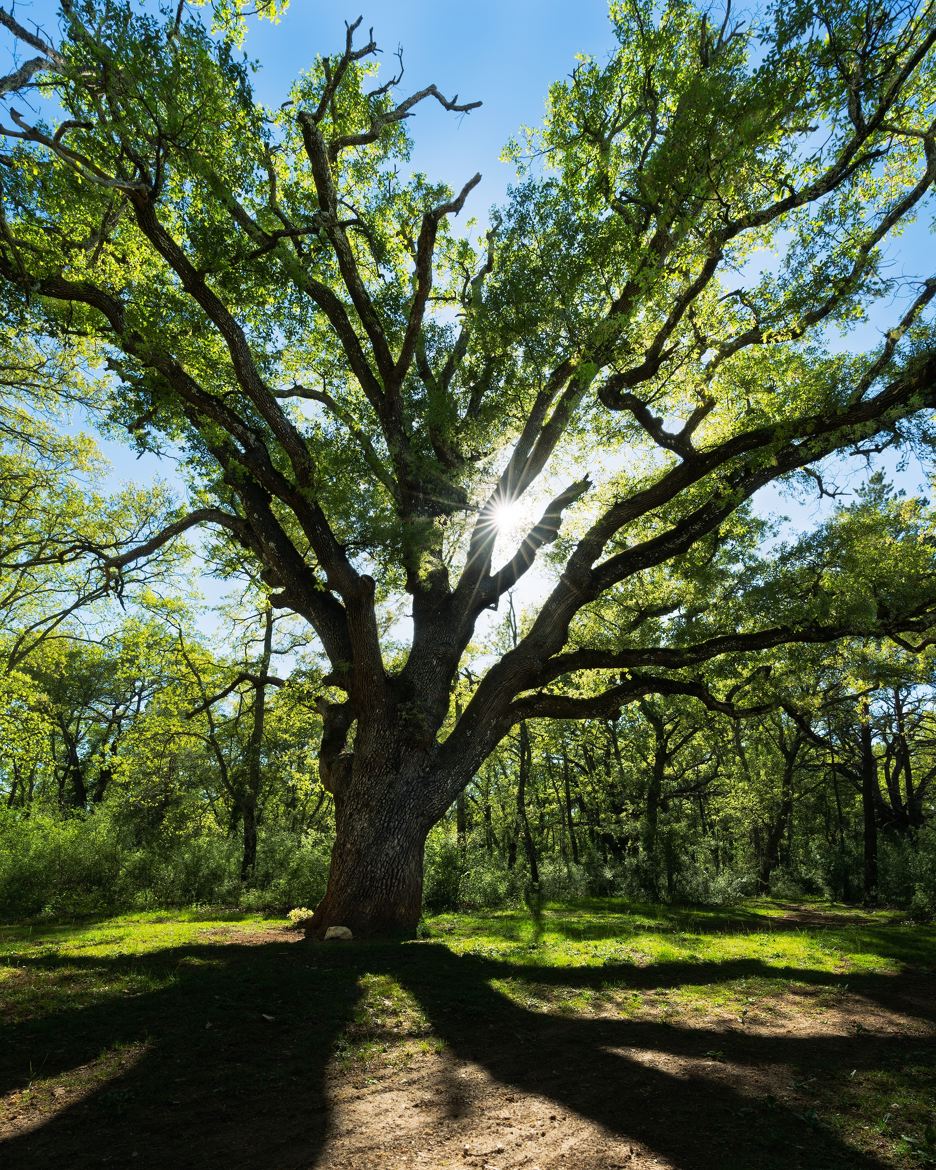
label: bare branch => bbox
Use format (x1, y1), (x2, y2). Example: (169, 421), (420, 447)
(0, 7), (63, 65)
(395, 172), (481, 383)
(186, 671), (287, 718)
(328, 83), (481, 159)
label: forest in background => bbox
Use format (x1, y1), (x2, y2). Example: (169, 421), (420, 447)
(2, 535), (936, 920)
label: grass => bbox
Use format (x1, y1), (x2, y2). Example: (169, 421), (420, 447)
(0, 899), (934, 1169)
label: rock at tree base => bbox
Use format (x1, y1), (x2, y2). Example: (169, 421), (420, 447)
(324, 926), (353, 941)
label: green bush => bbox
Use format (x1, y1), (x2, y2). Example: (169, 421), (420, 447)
(0, 807), (333, 919)
(0, 808), (127, 917)
(242, 830), (332, 913)
(880, 825), (936, 918)
(537, 857), (590, 900)
(423, 830), (463, 912)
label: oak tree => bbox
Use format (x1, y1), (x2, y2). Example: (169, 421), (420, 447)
(0, 0), (934, 933)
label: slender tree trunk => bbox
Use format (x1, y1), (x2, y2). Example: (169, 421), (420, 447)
(562, 750), (580, 865)
(642, 711), (666, 895)
(757, 787), (792, 893)
(241, 803), (258, 883)
(93, 761), (114, 804)
(483, 791), (494, 856)
(59, 727), (87, 809)
(663, 835), (676, 901)
(859, 700), (878, 904)
(241, 604), (273, 885)
(506, 796), (519, 870)
(830, 758), (852, 902)
(757, 727), (800, 893)
(456, 790), (467, 854)
(517, 721), (539, 886)
(894, 693), (922, 832)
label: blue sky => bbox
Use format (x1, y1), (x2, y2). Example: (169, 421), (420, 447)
(245, 0), (618, 211)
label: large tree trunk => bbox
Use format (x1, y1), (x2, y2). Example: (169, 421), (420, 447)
(309, 781), (430, 938)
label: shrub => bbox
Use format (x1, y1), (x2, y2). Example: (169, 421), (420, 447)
(0, 808), (127, 917)
(423, 830), (463, 912)
(0, 806), (333, 919)
(880, 825), (936, 919)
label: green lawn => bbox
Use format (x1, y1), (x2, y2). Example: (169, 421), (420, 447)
(1, 900), (934, 1169)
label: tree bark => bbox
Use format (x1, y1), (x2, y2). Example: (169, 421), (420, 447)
(516, 721), (540, 886)
(641, 704), (667, 896)
(309, 787), (430, 937)
(241, 603), (273, 884)
(241, 803), (258, 884)
(562, 750), (580, 865)
(830, 754), (853, 902)
(456, 789), (467, 854)
(757, 762), (795, 892)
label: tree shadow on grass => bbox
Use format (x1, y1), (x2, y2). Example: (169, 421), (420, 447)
(0, 939), (932, 1169)
(450, 902), (933, 950)
(386, 948), (935, 1170)
(0, 939), (363, 1169)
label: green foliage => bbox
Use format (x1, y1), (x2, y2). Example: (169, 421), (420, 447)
(879, 824), (936, 918)
(0, 807), (331, 918)
(0, 807), (128, 918)
(0, 0), (934, 938)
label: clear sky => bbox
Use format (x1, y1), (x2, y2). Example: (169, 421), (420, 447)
(244, 0), (619, 210)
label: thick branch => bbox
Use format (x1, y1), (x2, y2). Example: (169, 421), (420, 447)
(100, 507), (248, 571)
(532, 619), (932, 689)
(487, 477), (591, 600)
(507, 673), (773, 725)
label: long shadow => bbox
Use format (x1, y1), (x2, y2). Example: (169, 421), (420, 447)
(0, 939), (363, 1169)
(1, 941), (933, 1169)
(454, 907), (932, 947)
(383, 947), (932, 1170)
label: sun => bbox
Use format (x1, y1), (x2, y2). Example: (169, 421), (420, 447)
(491, 497), (525, 535)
